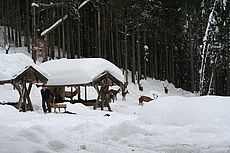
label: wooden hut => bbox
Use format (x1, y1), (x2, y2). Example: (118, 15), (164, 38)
(39, 58), (124, 111)
(0, 53), (48, 111)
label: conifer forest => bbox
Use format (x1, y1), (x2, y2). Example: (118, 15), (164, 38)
(0, 0), (229, 96)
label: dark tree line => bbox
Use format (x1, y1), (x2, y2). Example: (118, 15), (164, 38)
(0, 0), (229, 96)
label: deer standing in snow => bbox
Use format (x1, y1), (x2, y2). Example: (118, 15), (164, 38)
(106, 88), (121, 102)
(65, 86), (79, 101)
(122, 82), (129, 101)
(139, 94), (158, 106)
(163, 83), (169, 94)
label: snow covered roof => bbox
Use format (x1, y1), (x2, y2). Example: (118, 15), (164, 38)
(0, 53), (48, 83)
(39, 58), (124, 86)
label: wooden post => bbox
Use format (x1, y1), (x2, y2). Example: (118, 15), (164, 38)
(25, 83), (34, 111)
(93, 79), (112, 111)
(85, 86), (87, 101)
(100, 84), (111, 111)
(100, 86), (106, 111)
(17, 86), (25, 112)
(70, 86), (73, 101)
(94, 85), (100, 110)
(77, 86), (81, 100)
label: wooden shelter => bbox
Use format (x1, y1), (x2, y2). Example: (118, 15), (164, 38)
(13, 66), (48, 111)
(92, 72), (123, 111)
(39, 58), (124, 111)
(0, 53), (48, 111)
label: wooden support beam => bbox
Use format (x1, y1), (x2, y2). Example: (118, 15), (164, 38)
(70, 86), (73, 101)
(17, 87), (25, 111)
(101, 89), (104, 111)
(94, 84), (111, 111)
(94, 93), (101, 110)
(25, 83), (34, 111)
(77, 86), (81, 100)
(85, 86), (87, 101)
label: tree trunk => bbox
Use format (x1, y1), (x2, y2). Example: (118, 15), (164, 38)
(227, 19), (230, 96)
(61, 0), (66, 58)
(98, 9), (101, 57)
(131, 28), (136, 84)
(25, 0), (30, 50)
(137, 20), (141, 84)
(110, 4), (114, 63)
(124, 23), (128, 83)
(189, 27), (195, 92)
(57, 6), (61, 58)
(32, 0), (37, 62)
(103, 8), (107, 59)
(17, 0), (22, 47)
(153, 32), (158, 79)
(115, 22), (120, 67)
(199, 0), (218, 95)
(77, 17), (81, 58)
(164, 29), (169, 81)
(143, 27), (147, 79)
(66, 18), (71, 59)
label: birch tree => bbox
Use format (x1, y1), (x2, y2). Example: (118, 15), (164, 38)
(199, 0), (218, 95)
(200, 0), (229, 95)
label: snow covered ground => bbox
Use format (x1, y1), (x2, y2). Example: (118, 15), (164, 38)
(1, 48), (230, 153)
(1, 77), (230, 153)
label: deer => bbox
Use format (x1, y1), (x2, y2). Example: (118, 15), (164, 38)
(107, 88), (121, 102)
(138, 83), (143, 91)
(65, 86), (79, 101)
(139, 94), (158, 106)
(105, 91), (114, 103)
(163, 83), (169, 94)
(122, 82), (129, 101)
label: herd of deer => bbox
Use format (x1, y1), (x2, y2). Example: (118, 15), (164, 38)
(105, 84), (129, 103)
(105, 87), (159, 106)
(136, 83), (169, 105)
(63, 83), (169, 106)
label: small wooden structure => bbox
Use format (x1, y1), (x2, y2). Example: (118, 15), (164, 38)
(43, 71), (123, 111)
(92, 72), (123, 111)
(0, 53), (48, 111)
(39, 58), (124, 111)
(14, 66), (48, 111)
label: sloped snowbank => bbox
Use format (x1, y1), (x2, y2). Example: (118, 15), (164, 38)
(139, 96), (230, 126)
(95, 96), (230, 153)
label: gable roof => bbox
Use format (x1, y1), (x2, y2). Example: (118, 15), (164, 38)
(39, 58), (124, 86)
(12, 66), (48, 84)
(0, 53), (48, 84)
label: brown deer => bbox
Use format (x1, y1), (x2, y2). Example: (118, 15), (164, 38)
(122, 82), (129, 101)
(105, 91), (114, 103)
(139, 94), (158, 106)
(65, 87), (79, 101)
(107, 88), (121, 102)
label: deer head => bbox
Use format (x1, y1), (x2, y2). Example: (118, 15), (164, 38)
(138, 83), (143, 91)
(163, 83), (169, 94)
